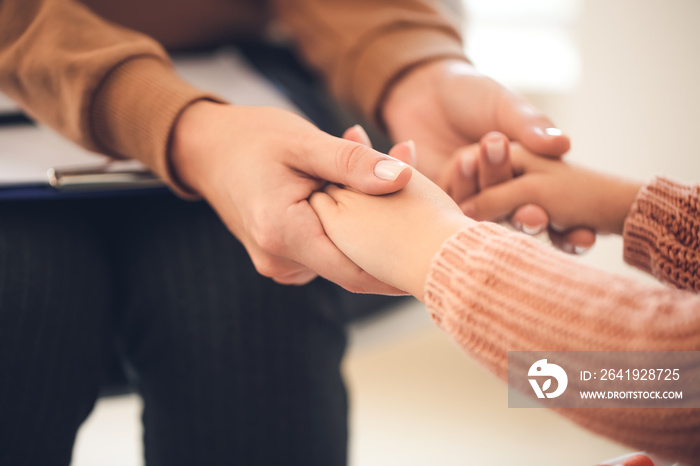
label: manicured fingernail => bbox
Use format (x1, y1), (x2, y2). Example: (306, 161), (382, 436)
(534, 127), (564, 137)
(406, 140), (417, 166)
(374, 159), (408, 181)
(486, 140), (506, 164)
(351, 124), (371, 146)
(461, 152), (475, 177)
(574, 245), (589, 255)
(521, 223), (545, 235)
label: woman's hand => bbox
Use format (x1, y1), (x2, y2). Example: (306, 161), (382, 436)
(382, 59), (596, 251)
(170, 101), (412, 293)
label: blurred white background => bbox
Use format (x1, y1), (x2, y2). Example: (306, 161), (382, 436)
(72, 1), (700, 465)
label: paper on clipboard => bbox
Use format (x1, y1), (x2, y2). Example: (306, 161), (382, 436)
(0, 47), (305, 189)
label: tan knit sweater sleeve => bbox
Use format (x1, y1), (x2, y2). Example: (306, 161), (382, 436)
(273, 0), (467, 126)
(423, 177), (700, 463)
(0, 0), (222, 196)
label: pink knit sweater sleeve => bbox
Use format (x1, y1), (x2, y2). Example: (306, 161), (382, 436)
(623, 176), (699, 291)
(423, 176), (700, 463)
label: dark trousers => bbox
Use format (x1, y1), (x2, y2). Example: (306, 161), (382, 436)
(0, 193), (348, 465)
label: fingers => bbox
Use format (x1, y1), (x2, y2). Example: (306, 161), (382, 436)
(304, 134), (413, 195)
(594, 452), (655, 466)
(342, 124), (372, 147)
(511, 204), (549, 236)
(308, 190), (338, 222)
(294, 199), (405, 294)
(477, 131), (512, 188)
(272, 268), (319, 286)
(439, 143), (479, 203)
(460, 177), (534, 221)
(388, 140), (417, 166)
(548, 226), (597, 255)
(496, 89), (571, 158)
(344, 123), (415, 167)
(441, 131), (515, 211)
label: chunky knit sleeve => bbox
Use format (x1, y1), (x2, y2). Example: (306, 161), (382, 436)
(623, 176), (700, 292)
(423, 220), (700, 463)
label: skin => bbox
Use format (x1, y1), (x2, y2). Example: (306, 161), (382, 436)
(168, 58), (581, 294)
(465, 142), (644, 236)
(310, 136), (643, 302)
(171, 102), (412, 293)
(381, 59), (599, 251)
(310, 167), (470, 301)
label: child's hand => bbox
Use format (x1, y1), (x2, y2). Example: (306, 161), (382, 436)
(462, 142), (644, 237)
(310, 163), (473, 301)
(437, 132), (597, 253)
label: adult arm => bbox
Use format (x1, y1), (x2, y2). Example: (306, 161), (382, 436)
(0, 0), (220, 195)
(273, 0), (595, 251)
(0, 0), (414, 291)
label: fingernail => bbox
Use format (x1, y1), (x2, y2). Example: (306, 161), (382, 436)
(550, 222), (567, 232)
(374, 159), (408, 181)
(461, 201), (476, 218)
(521, 223), (544, 235)
(486, 140), (506, 164)
(406, 140), (417, 167)
(461, 152), (475, 177)
(534, 127), (564, 137)
(351, 124), (371, 146)
(562, 243), (576, 254)
(574, 245), (589, 255)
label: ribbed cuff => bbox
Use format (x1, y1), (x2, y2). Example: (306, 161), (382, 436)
(332, 25), (467, 127)
(90, 56), (226, 198)
(623, 176), (700, 291)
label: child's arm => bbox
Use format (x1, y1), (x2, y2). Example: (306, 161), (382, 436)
(310, 142), (700, 463)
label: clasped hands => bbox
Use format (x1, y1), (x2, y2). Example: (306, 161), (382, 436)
(170, 58), (602, 295)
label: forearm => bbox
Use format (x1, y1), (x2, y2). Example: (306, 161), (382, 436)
(0, 0), (221, 195)
(424, 222), (700, 461)
(623, 176), (700, 291)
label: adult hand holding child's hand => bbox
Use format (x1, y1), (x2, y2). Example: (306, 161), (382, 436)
(310, 164), (470, 300)
(170, 101), (412, 293)
(382, 59), (596, 252)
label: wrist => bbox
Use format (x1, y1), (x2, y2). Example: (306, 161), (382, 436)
(611, 180), (645, 235)
(410, 214), (475, 301)
(170, 99), (225, 196)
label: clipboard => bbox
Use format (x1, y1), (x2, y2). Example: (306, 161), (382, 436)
(0, 43), (344, 200)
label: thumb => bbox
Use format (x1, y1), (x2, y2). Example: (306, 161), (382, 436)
(305, 135), (413, 195)
(496, 89), (571, 158)
(460, 177), (534, 221)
